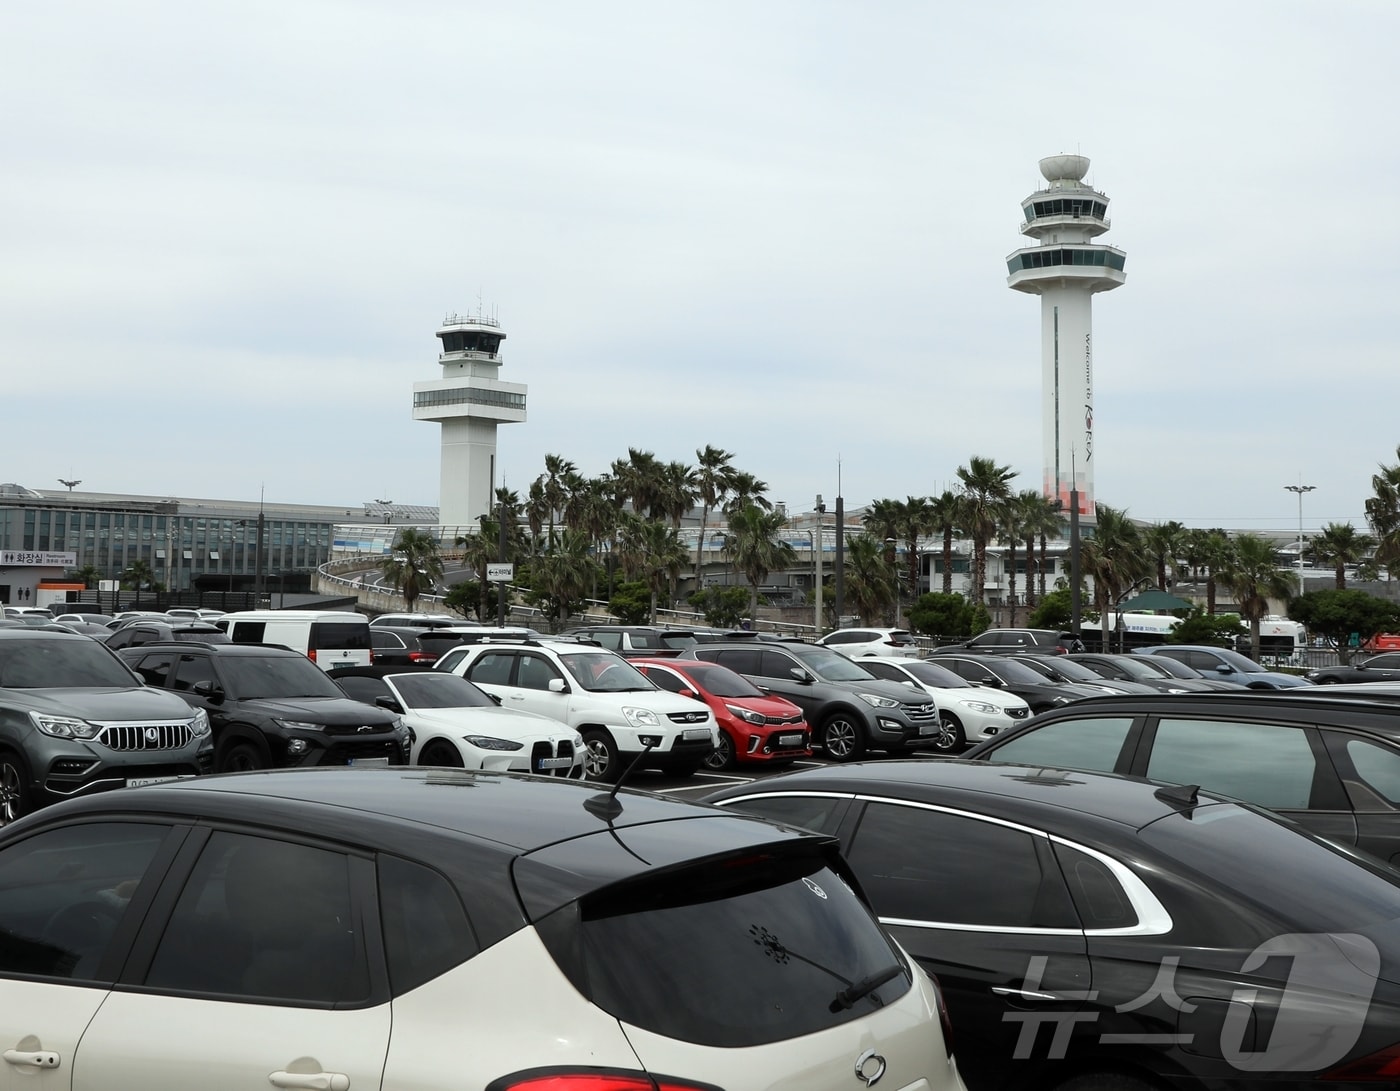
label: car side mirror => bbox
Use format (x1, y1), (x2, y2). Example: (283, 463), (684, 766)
(789, 667), (812, 684)
(1216, 665), (1233, 675)
(548, 677), (569, 693)
(488, 693), (502, 705)
(191, 680), (223, 701)
(375, 695), (404, 713)
(980, 676), (1003, 687)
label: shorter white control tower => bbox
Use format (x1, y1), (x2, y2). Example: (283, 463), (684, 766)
(413, 312), (527, 530)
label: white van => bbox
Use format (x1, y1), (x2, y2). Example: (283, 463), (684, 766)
(215, 610), (373, 672)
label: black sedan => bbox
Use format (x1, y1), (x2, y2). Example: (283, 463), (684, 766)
(710, 759), (1400, 1091)
(1067, 652), (1224, 693)
(1305, 651), (1400, 685)
(924, 652), (1103, 712)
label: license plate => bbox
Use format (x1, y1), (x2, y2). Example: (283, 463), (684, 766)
(126, 775), (183, 788)
(777, 734), (804, 747)
(683, 727), (712, 741)
(349, 757), (390, 767)
(919, 722), (940, 735)
(537, 756), (574, 770)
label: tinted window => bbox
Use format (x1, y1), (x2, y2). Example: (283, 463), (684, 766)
(310, 622), (370, 651)
(677, 662), (765, 698)
(558, 652), (653, 693)
(542, 852), (908, 1047)
(984, 717), (1135, 772)
(711, 647), (761, 675)
(377, 854), (476, 994)
(372, 631), (406, 651)
(466, 651), (515, 686)
(1053, 842), (1137, 930)
(129, 651), (177, 687)
(516, 653), (562, 691)
(722, 795), (847, 835)
(0, 637), (137, 688)
(171, 653), (217, 692)
(1344, 738), (1400, 805)
(227, 621), (266, 644)
(590, 631), (622, 650)
(824, 632), (860, 645)
(846, 802), (1076, 929)
(436, 648), (470, 673)
(216, 655), (344, 699)
(644, 667), (687, 694)
(1146, 718), (1317, 810)
(145, 831), (369, 1004)
(0, 823), (169, 980)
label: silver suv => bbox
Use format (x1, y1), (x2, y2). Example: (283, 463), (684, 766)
(0, 630), (212, 824)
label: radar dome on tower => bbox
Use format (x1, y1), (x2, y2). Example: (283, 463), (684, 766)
(1039, 155), (1091, 186)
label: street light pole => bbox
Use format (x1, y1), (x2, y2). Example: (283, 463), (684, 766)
(1285, 482), (1316, 599)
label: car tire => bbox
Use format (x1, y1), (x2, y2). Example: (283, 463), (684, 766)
(582, 729), (622, 783)
(418, 740), (465, 768)
(0, 751), (32, 827)
(930, 712), (965, 754)
(1053, 1075), (1156, 1091)
(703, 731), (735, 771)
(217, 741), (266, 773)
(820, 712), (866, 762)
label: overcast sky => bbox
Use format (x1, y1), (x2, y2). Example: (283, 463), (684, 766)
(4, 1), (1396, 537)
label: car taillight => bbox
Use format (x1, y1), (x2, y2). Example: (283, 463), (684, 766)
(307, 648), (317, 663)
(408, 651), (436, 663)
(486, 1071), (723, 1091)
(1322, 1044), (1400, 1080)
(928, 971), (955, 1059)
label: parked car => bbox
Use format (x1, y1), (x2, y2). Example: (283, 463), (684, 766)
(118, 642), (409, 773)
(1134, 645), (1312, 689)
(1305, 651), (1400, 685)
(630, 657), (811, 769)
(816, 627), (921, 659)
(559, 624), (717, 658)
(924, 652), (1103, 713)
(709, 759), (1400, 1091)
(0, 630), (212, 824)
(1363, 633), (1400, 652)
(369, 612), (463, 629)
(333, 666), (585, 778)
(217, 609), (374, 671)
(370, 625), (443, 666)
(53, 611), (114, 627)
(857, 656), (1031, 751)
(936, 628), (1084, 655)
(2, 607), (53, 621)
(102, 621), (230, 651)
(1126, 651), (1250, 691)
(680, 639), (942, 761)
(1012, 652), (1158, 694)
(1066, 652), (1219, 693)
(0, 768), (964, 1089)
(961, 689), (1400, 863)
(437, 639), (718, 781)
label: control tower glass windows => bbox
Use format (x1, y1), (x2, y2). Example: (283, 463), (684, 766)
(414, 388), (527, 411)
(438, 330), (503, 356)
(1007, 248), (1126, 274)
(1025, 198), (1108, 222)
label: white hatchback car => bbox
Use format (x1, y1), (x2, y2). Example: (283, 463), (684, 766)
(859, 657), (1033, 751)
(436, 639), (719, 781)
(817, 628), (921, 659)
(332, 667), (586, 778)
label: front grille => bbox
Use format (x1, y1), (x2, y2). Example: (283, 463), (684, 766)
(94, 721), (193, 752)
(667, 711), (711, 725)
(323, 722), (396, 737)
(763, 713), (805, 726)
(902, 702), (939, 722)
(531, 738), (578, 778)
(1007, 708), (1030, 719)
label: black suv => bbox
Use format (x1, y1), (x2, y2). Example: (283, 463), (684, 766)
(936, 628), (1084, 654)
(119, 642), (410, 773)
(103, 621), (230, 651)
(681, 640), (940, 760)
(0, 630), (212, 824)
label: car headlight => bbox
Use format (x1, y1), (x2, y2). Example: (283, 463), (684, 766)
(274, 719), (326, 732)
(621, 706), (661, 729)
(961, 700), (1000, 715)
(725, 703), (767, 726)
(188, 708), (211, 737)
(30, 712), (101, 740)
(464, 735), (524, 752)
(856, 692), (900, 709)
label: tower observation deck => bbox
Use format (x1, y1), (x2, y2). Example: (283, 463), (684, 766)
(413, 312), (527, 531)
(1006, 154), (1126, 516)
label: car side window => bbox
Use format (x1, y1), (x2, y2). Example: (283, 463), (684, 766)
(1369, 654), (1400, 670)
(758, 650), (800, 679)
(516, 654), (561, 691)
(826, 632), (859, 645)
(106, 629), (133, 649)
(0, 823), (171, 981)
(144, 831), (370, 1004)
(436, 648), (470, 673)
(983, 717), (1135, 773)
(372, 631), (405, 651)
(861, 660), (898, 680)
(722, 795), (848, 836)
(1052, 842), (1138, 930)
(228, 621), (266, 644)
(1341, 738), (1400, 806)
(1182, 651), (1220, 672)
(714, 648), (761, 675)
(1146, 718), (1318, 810)
(130, 651), (177, 687)
(646, 669), (687, 694)
(846, 802), (1077, 929)
(591, 631), (622, 650)
(467, 651), (516, 686)
(171, 653), (217, 692)
(377, 854), (477, 995)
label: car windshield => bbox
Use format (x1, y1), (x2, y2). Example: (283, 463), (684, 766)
(674, 662), (764, 698)
(387, 672), (495, 709)
(1088, 656), (1159, 681)
(1035, 658), (1104, 683)
(1135, 654), (1199, 680)
(218, 656), (347, 700)
(1202, 647), (1268, 673)
(0, 637), (137, 688)
(659, 632), (699, 651)
(559, 651), (656, 692)
(902, 660), (971, 688)
(981, 658), (1050, 685)
(791, 645), (879, 682)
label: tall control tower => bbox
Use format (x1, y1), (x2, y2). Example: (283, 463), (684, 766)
(413, 312), (527, 530)
(1007, 155), (1126, 515)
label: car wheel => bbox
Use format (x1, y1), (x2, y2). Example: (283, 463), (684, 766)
(582, 729), (622, 782)
(820, 713), (866, 762)
(930, 712), (965, 754)
(703, 731), (735, 771)
(0, 752), (31, 827)
(1053, 1075), (1156, 1091)
(418, 740), (465, 768)
(217, 741), (266, 773)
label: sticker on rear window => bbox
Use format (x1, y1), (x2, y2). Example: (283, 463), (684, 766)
(802, 876), (828, 900)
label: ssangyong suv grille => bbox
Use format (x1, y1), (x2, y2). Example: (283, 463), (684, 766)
(902, 703), (938, 722)
(94, 721), (193, 751)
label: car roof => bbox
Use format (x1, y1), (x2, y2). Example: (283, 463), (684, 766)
(990, 690), (1400, 734)
(118, 641), (304, 657)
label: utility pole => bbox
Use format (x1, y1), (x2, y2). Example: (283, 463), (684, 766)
(497, 498), (508, 628)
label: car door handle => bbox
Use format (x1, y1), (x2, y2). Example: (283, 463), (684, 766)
(4, 1049), (60, 1068)
(991, 986), (1063, 1002)
(268, 1070), (350, 1091)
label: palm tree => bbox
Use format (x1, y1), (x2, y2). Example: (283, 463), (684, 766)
(569, 477), (621, 599)
(1001, 496), (1026, 627)
(378, 527), (444, 613)
(725, 504), (796, 620)
(842, 534), (899, 625)
(1310, 522), (1375, 591)
(1080, 504), (1150, 649)
(1142, 521), (1186, 592)
(1219, 533), (1298, 660)
(1366, 447), (1400, 577)
(614, 448), (663, 519)
(691, 445), (739, 586)
(72, 564), (101, 589)
(122, 559), (154, 592)
(862, 498), (903, 622)
(928, 490), (963, 595)
(1014, 491), (1058, 608)
(616, 513), (691, 622)
(724, 471), (772, 515)
(900, 496), (934, 613)
(655, 460), (697, 601)
(530, 529), (599, 631)
(535, 453), (577, 551)
(454, 528), (499, 620)
(524, 479), (549, 552)
(956, 456), (1017, 607)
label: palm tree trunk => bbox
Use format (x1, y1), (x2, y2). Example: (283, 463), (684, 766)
(1008, 542), (1019, 626)
(1024, 534), (1037, 608)
(942, 532), (954, 594)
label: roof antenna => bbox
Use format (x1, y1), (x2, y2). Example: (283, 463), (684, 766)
(583, 741), (657, 822)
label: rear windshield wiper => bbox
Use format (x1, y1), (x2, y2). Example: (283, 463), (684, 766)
(829, 962), (904, 1012)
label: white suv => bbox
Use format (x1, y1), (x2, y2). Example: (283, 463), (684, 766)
(859, 657), (1033, 752)
(817, 628), (921, 658)
(437, 639), (719, 781)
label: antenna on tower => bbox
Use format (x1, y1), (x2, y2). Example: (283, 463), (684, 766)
(58, 477), (82, 492)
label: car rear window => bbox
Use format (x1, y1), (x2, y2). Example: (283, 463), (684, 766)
(535, 851), (910, 1047)
(310, 623), (370, 650)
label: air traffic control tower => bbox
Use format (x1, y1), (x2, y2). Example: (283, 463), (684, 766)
(1007, 155), (1126, 516)
(413, 312), (527, 530)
